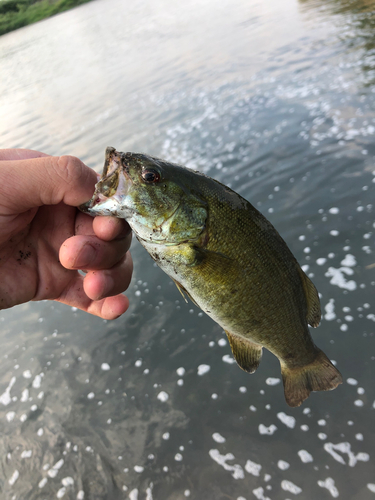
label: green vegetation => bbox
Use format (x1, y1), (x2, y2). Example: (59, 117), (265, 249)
(0, 0), (93, 36)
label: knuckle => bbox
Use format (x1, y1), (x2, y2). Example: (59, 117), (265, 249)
(56, 155), (84, 185)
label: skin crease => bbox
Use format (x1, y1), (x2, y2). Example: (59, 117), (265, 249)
(0, 149), (133, 320)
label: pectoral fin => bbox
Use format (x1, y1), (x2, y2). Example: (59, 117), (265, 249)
(225, 330), (263, 374)
(172, 279), (199, 307)
(297, 266), (321, 327)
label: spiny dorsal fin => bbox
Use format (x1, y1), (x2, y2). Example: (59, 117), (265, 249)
(225, 330), (263, 374)
(297, 266), (321, 327)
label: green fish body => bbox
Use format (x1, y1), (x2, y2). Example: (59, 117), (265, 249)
(81, 147), (342, 407)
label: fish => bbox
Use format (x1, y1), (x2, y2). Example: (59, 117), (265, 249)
(80, 147), (343, 407)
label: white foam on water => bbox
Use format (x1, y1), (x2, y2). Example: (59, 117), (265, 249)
(324, 299), (336, 321)
(245, 459), (262, 476)
(176, 367), (185, 376)
(340, 254), (357, 267)
(197, 364), (210, 376)
(324, 442), (370, 466)
(47, 459), (64, 478)
(212, 432), (226, 443)
(77, 490), (85, 499)
(38, 477), (48, 488)
(129, 489), (139, 500)
(252, 487), (271, 500)
(281, 479), (302, 494)
(265, 377), (281, 386)
(20, 389), (29, 402)
(367, 484), (375, 493)
(325, 267), (357, 291)
(21, 450), (32, 458)
(347, 378), (358, 385)
(8, 470), (19, 485)
(87, 392), (95, 399)
(22, 370), (32, 379)
(258, 424), (277, 435)
(298, 450), (313, 463)
(316, 258), (327, 266)
(6, 411), (15, 422)
(277, 460), (290, 470)
(318, 477), (339, 498)
(174, 453), (183, 461)
(208, 449), (244, 479)
(329, 207), (339, 214)
(32, 374), (43, 389)
(222, 354), (236, 364)
(101, 363), (110, 371)
(62, 477), (74, 486)
(57, 486), (66, 498)
(277, 412), (296, 429)
(134, 465), (144, 473)
(157, 391), (169, 402)
(146, 483), (154, 500)
(0, 376), (16, 406)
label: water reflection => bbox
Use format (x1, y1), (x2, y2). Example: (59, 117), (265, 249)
(300, 0), (375, 85)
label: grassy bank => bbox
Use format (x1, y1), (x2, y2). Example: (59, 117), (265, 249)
(0, 0), (93, 36)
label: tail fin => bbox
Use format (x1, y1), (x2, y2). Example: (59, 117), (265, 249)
(281, 349), (343, 407)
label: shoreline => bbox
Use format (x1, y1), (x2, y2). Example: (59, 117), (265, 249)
(0, 0), (94, 36)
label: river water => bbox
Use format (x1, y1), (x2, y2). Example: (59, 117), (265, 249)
(1, 0), (375, 498)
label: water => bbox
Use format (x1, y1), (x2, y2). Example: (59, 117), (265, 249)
(1, 0), (375, 498)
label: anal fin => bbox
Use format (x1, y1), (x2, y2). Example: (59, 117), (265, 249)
(225, 330), (263, 374)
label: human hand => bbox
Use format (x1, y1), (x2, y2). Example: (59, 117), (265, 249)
(0, 149), (133, 319)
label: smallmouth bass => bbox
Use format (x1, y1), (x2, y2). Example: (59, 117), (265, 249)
(81, 147), (342, 407)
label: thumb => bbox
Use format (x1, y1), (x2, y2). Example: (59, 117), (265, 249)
(0, 155), (97, 213)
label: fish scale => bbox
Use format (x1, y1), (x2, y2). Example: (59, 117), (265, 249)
(80, 147), (342, 407)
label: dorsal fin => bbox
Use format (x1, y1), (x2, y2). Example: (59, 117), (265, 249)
(225, 330), (263, 374)
(297, 267), (321, 327)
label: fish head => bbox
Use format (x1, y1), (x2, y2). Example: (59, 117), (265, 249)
(81, 147), (208, 245)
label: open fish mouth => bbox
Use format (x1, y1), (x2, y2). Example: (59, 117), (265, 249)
(79, 147), (132, 216)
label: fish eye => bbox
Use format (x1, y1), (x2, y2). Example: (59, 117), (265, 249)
(141, 169), (161, 183)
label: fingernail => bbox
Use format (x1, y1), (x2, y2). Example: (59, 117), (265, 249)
(75, 244), (97, 268)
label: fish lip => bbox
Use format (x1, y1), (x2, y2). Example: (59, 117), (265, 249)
(104, 147), (132, 182)
(80, 157), (133, 216)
